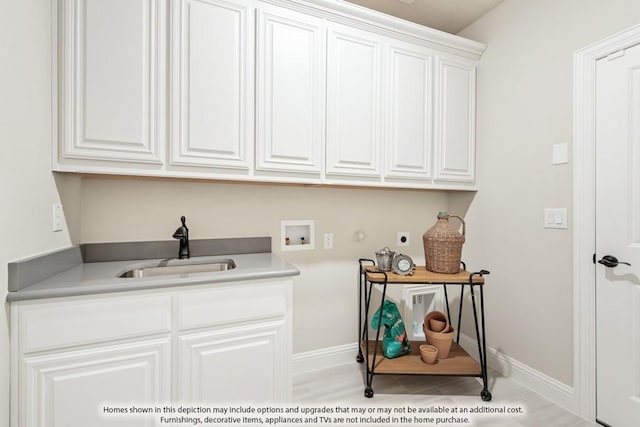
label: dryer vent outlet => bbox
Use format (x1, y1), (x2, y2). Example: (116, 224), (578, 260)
(397, 232), (410, 247)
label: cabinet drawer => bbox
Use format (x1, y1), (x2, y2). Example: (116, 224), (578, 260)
(177, 281), (289, 330)
(16, 294), (172, 353)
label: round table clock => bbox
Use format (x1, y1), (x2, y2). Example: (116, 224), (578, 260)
(392, 254), (414, 275)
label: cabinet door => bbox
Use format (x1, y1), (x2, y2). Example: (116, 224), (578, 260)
(178, 319), (290, 403)
(434, 55), (477, 184)
(57, 0), (164, 166)
(326, 23), (383, 178)
(385, 42), (434, 180)
(20, 338), (170, 427)
(169, 0), (252, 170)
(255, 4), (324, 174)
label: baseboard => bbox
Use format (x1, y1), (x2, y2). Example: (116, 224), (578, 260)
(293, 342), (359, 375)
(293, 337), (577, 415)
(457, 333), (577, 414)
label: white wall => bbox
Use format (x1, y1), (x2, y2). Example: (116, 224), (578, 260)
(455, 0), (640, 387)
(0, 1), (80, 427)
(77, 178), (448, 352)
(8, 2), (639, 424)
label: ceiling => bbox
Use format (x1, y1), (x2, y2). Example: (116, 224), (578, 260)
(344, 0), (504, 34)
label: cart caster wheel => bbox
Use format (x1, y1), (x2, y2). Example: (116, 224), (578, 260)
(481, 390), (492, 401)
(364, 387), (374, 398)
(356, 353), (364, 363)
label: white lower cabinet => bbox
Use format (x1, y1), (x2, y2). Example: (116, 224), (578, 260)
(22, 339), (171, 427)
(10, 279), (292, 427)
(178, 319), (288, 403)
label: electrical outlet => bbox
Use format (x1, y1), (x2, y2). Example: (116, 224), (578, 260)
(323, 233), (334, 249)
(52, 204), (63, 232)
(397, 232), (410, 246)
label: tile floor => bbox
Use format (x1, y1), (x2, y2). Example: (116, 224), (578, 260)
(293, 362), (599, 427)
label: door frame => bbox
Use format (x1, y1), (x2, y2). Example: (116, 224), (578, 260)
(573, 24), (640, 421)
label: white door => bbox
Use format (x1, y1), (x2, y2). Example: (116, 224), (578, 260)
(595, 42), (640, 427)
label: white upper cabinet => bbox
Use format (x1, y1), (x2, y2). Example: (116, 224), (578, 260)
(56, 0), (165, 167)
(255, 3), (324, 174)
(434, 54), (477, 184)
(326, 23), (382, 178)
(53, 0), (484, 189)
(385, 41), (434, 181)
(169, 0), (252, 171)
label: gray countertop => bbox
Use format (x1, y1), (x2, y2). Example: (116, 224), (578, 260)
(7, 252), (300, 302)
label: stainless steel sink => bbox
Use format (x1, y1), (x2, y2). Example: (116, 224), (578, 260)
(119, 259), (236, 278)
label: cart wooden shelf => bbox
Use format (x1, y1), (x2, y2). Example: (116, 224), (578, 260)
(357, 260), (491, 400)
(361, 341), (482, 375)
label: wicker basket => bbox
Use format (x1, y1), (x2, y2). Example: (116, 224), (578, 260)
(423, 212), (465, 274)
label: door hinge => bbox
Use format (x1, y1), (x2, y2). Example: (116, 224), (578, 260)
(593, 253), (596, 264)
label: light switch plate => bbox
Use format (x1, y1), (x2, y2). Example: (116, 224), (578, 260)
(544, 208), (568, 229)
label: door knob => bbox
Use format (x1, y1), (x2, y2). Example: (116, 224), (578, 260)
(598, 255), (631, 268)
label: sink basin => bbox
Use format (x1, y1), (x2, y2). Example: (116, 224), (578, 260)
(119, 259), (236, 278)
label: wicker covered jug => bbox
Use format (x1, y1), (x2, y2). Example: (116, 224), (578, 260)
(423, 212), (465, 274)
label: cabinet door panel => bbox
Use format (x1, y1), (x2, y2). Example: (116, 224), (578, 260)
(386, 43), (433, 180)
(170, 0), (251, 169)
(256, 5), (324, 173)
(22, 338), (170, 427)
(178, 320), (290, 403)
(435, 56), (476, 183)
(326, 24), (382, 177)
(58, 0), (163, 164)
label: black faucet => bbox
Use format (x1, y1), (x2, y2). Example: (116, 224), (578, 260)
(172, 216), (190, 259)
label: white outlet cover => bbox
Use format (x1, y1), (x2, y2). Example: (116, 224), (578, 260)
(52, 204), (63, 232)
(323, 233), (333, 249)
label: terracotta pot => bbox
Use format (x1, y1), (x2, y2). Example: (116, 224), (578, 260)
(419, 344), (438, 364)
(423, 324), (455, 359)
(422, 310), (454, 359)
(423, 311), (449, 333)
(429, 318), (447, 332)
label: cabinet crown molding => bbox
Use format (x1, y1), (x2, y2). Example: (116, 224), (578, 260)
(262, 0), (487, 57)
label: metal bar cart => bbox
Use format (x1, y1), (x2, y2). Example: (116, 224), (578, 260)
(357, 259), (491, 401)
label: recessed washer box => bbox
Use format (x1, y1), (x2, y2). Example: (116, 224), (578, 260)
(281, 220), (315, 251)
